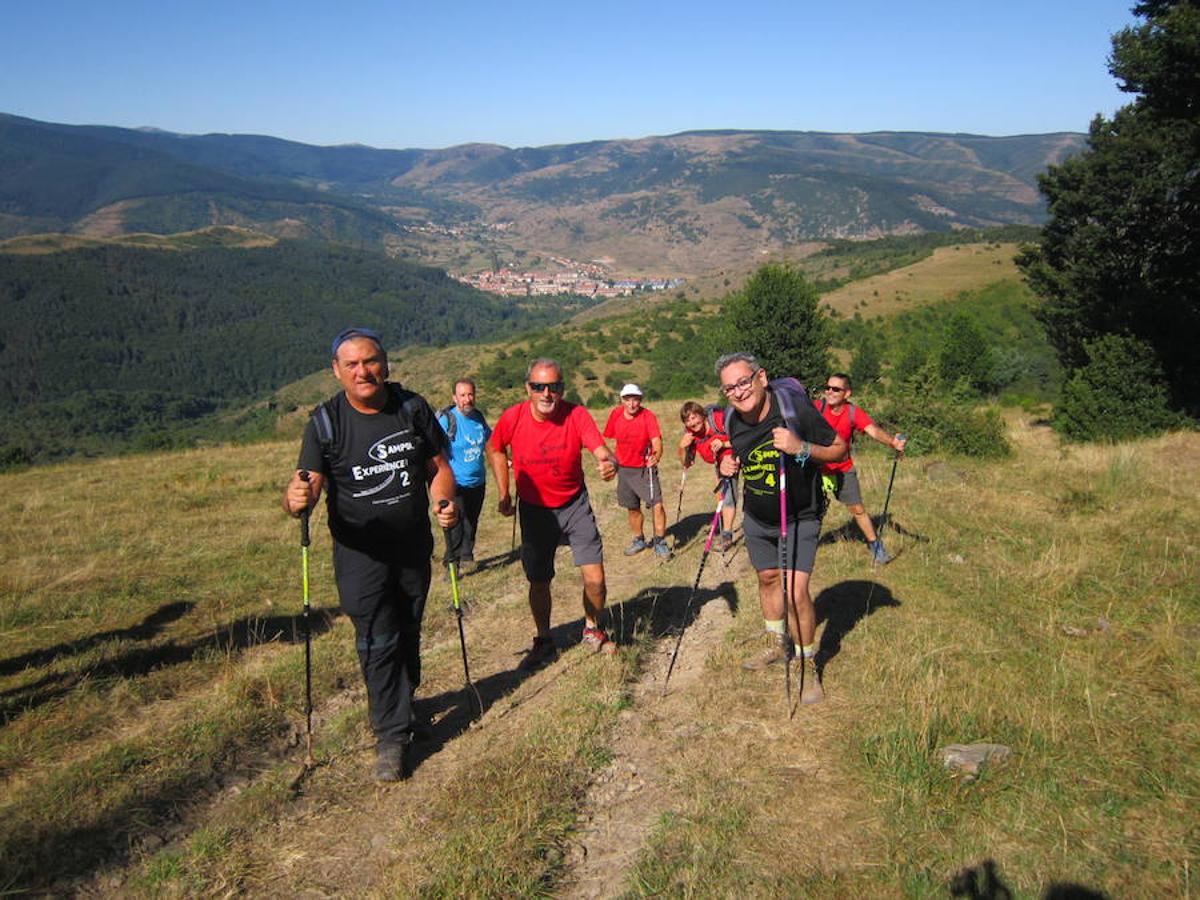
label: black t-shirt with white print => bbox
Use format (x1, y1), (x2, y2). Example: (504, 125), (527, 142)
(726, 391), (838, 526)
(298, 384), (446, 559)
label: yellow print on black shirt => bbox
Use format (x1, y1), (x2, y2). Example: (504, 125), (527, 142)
(742, 439), (781, 495)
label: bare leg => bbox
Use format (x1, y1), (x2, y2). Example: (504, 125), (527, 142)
(627, 508), (645, 540)
(580, 562), (607, 628)
(652, 502), (667, 540)
(848, 502), (878, 543)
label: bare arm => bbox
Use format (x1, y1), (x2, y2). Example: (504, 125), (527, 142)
(426, 453), (458, 527)
(487, 443), (515, 515)
(864, 422), (906, 454)
(591, 443), (617, 481)
(646, 436), (663, 467)
(772, 428), (847, 463)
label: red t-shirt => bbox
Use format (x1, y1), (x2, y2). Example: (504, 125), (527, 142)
(815, 399), (873, 473)
(603, 407), (662, 467)
(684, 408), (732, 466)
(490, 400), (605, 507)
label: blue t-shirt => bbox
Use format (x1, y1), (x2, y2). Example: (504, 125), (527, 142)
(437, 407), (492, 488)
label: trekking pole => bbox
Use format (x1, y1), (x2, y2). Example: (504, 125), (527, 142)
(671, 468), (687, 550)
(778, 460), (795, 719)
(439, 501), (483, 721)
(298, 471), (315, 766)
(661, 494), (725, 695)
(876, 433), (905, 544)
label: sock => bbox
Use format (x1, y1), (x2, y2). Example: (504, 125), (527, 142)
(801, 643), (816, 659)
(765, 619), (786, 636)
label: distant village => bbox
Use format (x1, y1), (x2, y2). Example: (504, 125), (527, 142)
(402, 221), (684, 299)
(454, 256), (684, 300)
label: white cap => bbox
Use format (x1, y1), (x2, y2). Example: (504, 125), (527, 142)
(620, 383), (643, 397)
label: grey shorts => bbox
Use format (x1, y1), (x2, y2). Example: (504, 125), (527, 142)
(519, 490), (604, 582)
(616, 465), (663, 509)
(830, 468), (863, 507)
(742, 511), (821, 574)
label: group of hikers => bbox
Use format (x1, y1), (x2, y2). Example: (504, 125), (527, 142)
(282, 327), (906, 780)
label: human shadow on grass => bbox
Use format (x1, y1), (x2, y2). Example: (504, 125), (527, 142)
(669, 510), (723, 549)
(0, 600), (194, 677)
(818, 514), (928, 548)
(406, 580), (741, 776)
(812, 579), (901, 674)
(950, 858), (1108, 900)
(0, 606), (341, 725)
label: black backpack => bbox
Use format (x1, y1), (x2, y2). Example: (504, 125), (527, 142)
(310, 385), (426, 468)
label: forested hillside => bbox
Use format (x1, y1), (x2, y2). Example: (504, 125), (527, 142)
(0, 239), (591, 465)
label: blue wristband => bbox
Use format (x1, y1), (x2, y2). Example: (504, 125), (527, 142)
(793, 441), (811, 466)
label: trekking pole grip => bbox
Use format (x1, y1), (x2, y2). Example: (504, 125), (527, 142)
(298, 470), (311, 546)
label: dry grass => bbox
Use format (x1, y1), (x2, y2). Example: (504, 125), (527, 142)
(1, 408), (1196, 896)
(821, 242), (1023, 319)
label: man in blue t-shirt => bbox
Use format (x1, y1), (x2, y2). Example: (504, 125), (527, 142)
(437, 378), (492, 573)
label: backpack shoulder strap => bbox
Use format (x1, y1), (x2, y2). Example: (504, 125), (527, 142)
(310, 400), (337, 464)
(437, 404), (457, 441)
(768, 376), (808, 436)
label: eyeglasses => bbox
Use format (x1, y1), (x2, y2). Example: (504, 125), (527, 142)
(824, 385), (846, 393)
(528, 381), (564, 394)
(721, 373), (757, 397)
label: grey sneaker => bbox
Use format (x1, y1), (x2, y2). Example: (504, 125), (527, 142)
(372, 740), (408, 782)
(871, 540), (891, 565)
(799, 657), (825, 705)
(624, 536), (648, 556)
(652, 538), (672, 559)
(742, 632), (793, 671)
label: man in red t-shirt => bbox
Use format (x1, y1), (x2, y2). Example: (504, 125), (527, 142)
(603, 384), (669, 559)
(488, 358), (618, 669)
(676, 400), (737, 550)
(815, 372), (906, 564)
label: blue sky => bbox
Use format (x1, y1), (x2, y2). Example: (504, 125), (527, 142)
(0, 0), (1138, 150)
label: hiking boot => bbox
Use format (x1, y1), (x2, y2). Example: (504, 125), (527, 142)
(742, 632), (793, 671)
(518, 635), (559, 671)
(459, 558), (477, 575)
(582, 626), (618, 655)
(799, 657), (825, 705)
(624, 536), (648, 556)
(870, 539), (891, 565)
(372, 740), (408, 782)
(652, 537), (672, 560)
(719, 530), (734, 552)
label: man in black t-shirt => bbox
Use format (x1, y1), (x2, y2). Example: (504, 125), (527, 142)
(283, 327), (458, 781)
(716, 352), (845, 704)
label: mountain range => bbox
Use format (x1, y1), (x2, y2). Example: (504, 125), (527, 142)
(1, 113), (1083, 274)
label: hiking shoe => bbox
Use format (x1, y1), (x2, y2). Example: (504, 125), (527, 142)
(870, 540), (891, 565)
(582, 626), (618, 655)
(799, 657), (825, 705)
(719, 530), (734, 552)
(518, 635), (559, 671)
(652, 538), (672, 560)
(372, 740), (408, 782)
(623, 536), (648, 556)
(459, 558), (478, 575)
(742, 632), (793, 671)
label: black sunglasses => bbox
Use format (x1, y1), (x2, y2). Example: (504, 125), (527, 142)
(824, 385), (846, 393)
(528, 381), (564, 393)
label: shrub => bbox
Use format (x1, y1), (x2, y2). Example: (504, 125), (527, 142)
(1053, 334), (1184, 442)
